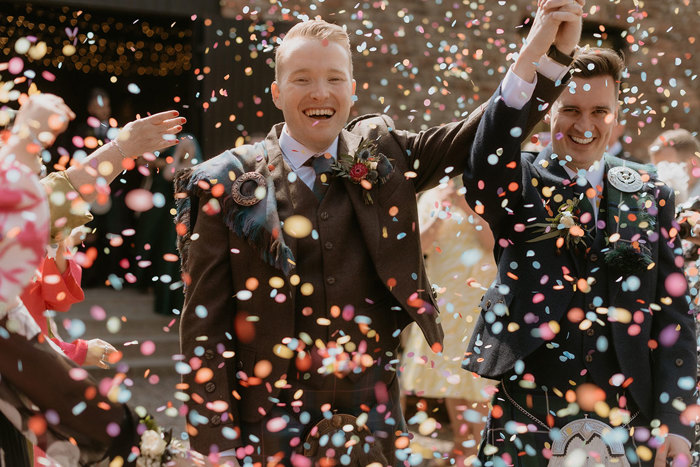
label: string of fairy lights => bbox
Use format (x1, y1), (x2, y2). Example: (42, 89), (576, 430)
(0, 3), (193, 78)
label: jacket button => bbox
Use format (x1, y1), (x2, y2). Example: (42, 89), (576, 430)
(324, 241), (333, 250)
(589, 253), (598, 262)
(326, 276), (336, 285)
(204, 349), (215, 360)
(585, 355), (593, 363)
(586, 329), (594, 337)
(237, 360), (244, 369)
(210, 414), (221, 426)
(675, 358), (684, 367)
(205, 382), (216, 393)
(588, 303), (595, 310)
(320, 211), (329, 220)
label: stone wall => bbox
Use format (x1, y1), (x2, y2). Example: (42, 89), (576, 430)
(216, 0), (698, 160)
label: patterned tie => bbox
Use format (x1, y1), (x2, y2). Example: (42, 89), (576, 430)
(305, 154), (334, 200)
(573, 181), (596, 250)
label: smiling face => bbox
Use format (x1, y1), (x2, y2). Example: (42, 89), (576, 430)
(271, 37), (356, 153)
(549, 75), (618, 170)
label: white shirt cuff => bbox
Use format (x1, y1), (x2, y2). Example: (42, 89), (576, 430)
(536, 53), (570, 83)
(500, 66), (536, 110)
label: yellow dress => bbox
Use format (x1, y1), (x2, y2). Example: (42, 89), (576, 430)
(400, 190), (497, 400)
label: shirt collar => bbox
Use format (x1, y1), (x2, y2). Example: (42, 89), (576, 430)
(562, 156), (606, 190)
(278, 124), (339, 170)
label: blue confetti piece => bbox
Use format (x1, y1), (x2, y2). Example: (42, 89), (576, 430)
(175, 361), (192, 375)
(72, 401), (87, 416)
(195, 305), (208, 318)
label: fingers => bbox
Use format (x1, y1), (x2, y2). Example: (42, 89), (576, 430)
(159, 117), (187, 128)
(143, 110), (180, 124)
(163, 124), (184, 135)
(550, 11), (582, 22)
(653, 444), (667, 467)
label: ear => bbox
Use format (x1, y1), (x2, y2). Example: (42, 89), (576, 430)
(271, 81), (282, 110)
(544, 112), (551, 124)
(351, 79), (357, 106)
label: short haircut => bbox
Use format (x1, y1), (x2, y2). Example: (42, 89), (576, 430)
(649, 129), (700, 160)
(570, 47), (625, 94)
(275, 20), (352, 81)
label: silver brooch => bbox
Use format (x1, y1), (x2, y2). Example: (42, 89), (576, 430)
(231, 172), (266, 206)
(607, 166), (643, 193)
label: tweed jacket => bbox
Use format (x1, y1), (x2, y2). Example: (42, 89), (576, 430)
(461, 89), (697, 440)
(175, 74), (565, 452)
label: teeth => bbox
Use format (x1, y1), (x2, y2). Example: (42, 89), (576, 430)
(305, 108), (334, 117)
(570, 135), (594, 145)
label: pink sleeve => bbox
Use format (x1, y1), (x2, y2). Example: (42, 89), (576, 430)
(39, 257), (85, 312)
(51, 337), (88, 365)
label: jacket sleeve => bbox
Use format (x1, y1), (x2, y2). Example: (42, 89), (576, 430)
(461, 84), (534, 236)
(651, 186), (697, 441)
(390, 72), (562, 194)
(0, 319), (139, 464)
(179, 190), (240, 454)
(38, 257), (85, 312)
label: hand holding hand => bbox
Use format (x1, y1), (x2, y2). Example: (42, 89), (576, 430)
(116, 110), (185, 158)
(653, 435), (691, 467)
(84, 339), (117, 369)
(522, 0), (583, 60)
(553, 0), (584, 55)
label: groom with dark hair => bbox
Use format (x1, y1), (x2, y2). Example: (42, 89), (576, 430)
(463, 46), (696, 465)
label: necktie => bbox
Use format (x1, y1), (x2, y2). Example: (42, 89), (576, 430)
(305, 154), (334, 200)
(573, 181), (596, 240)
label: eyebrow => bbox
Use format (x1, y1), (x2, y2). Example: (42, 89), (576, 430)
(288, 68), (348, 75)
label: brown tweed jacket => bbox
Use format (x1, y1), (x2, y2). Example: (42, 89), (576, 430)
(175, 73), (564, 453)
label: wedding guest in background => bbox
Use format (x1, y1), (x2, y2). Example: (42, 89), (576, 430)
(0, 92), (186, 466)
(400, 181), (496, 463)
(462, 46), (695, 465)
(135, 134), (201, 315)
(650, 128), (700, 203)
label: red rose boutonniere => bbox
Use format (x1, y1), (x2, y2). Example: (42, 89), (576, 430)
(331, 139), (393, 205)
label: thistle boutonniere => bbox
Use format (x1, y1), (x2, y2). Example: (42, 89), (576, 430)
(331, 139), (393, 205)
(527, 197), (589, 249)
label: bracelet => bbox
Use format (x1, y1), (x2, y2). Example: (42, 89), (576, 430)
(111, 139), (129, 159)
(546, 44), (576, 67)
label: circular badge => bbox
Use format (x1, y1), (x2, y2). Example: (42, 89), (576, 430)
(607, 166), (643, 193)
(231, 172), (266, 206)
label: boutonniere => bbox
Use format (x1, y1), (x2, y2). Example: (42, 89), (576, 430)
(603, 238), (653, 275)
(331, 139), (393, 205)
(136, 412), (187, 466)
(527, 197), (589, 249)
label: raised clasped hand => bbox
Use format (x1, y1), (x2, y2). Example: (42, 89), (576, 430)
(524, 0), (584, 59)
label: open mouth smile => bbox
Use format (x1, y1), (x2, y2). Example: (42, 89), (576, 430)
(569, 135), (594, 145)
(304, 108), (335, 120)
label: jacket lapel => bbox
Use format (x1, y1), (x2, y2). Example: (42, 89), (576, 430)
(532, 147), (590, 275)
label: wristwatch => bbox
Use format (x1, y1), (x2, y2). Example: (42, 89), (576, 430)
(546, 44), (576, 67)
